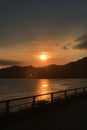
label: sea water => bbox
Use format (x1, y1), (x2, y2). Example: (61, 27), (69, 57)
(0, 79), (87, 101)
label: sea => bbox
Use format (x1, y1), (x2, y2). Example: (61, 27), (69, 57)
(0, 79), (87, 101)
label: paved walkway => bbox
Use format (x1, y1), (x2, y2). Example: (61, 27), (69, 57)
(1, 99), (87, 130)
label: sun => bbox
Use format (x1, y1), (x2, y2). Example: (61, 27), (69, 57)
(35, 52), (51, 61)
(40, 55), (47, 60)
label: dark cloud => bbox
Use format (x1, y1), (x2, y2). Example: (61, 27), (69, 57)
(75, 34), (87, 42)
(74, 34), (87, 50)
(0, 0), (87, 48)
(0, 59), (22, 66)
(62, 46), (68, 50)
(74, 41), (87, 50)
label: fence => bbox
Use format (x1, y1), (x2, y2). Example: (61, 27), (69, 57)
(0, 87), (87, 114)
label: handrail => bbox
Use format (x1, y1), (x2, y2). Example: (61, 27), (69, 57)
(0, 86), (87, 114)
(0, 86), (86, 103)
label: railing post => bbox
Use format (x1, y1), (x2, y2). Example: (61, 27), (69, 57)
(83, 88), (85, 94)
(51, 93), (53, 102)
(64, 91), (67, 100)
(75, 89), (77, 96)
(6, 101), (10, 113)
(32, 96), (36, 106)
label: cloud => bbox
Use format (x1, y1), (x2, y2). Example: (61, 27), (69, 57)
(62, 46), (68, 50)
(1, 0), (87, 48)
(74, 34), (87, 50)
(74, 41), (87, 50)
(75, 34), (87, 42)
(0, 59), (22, 66)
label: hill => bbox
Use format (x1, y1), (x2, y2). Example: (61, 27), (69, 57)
(0, 57), (87, 78)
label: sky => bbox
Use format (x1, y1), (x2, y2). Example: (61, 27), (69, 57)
(0, 0), (87, 68)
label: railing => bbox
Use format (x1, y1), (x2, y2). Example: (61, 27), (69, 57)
(0, 87), (87, 114)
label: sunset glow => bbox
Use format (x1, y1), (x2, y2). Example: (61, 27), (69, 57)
(40, 55), (47, 61)
(0, 1), (87, 68)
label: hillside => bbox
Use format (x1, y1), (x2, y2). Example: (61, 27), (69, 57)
(0, 57), (87, 78)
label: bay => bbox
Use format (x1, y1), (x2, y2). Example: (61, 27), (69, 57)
(0, 79), (87, 101)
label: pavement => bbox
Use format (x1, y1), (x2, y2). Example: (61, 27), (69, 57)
(1, 99), (87, 130)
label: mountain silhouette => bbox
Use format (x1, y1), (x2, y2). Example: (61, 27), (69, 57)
(0, 57), (87, 78)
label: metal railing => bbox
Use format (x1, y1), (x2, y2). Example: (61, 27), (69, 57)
(0, 87), (87, 114)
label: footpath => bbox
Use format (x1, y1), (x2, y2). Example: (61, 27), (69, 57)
(1, 97), (87, 130)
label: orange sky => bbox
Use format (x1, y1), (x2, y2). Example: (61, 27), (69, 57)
(0, 1), (87, 68)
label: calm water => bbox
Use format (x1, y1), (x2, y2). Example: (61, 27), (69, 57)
(0, 79), (87, 101)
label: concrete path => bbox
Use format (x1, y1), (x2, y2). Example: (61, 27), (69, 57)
(1, 99), (87, 130)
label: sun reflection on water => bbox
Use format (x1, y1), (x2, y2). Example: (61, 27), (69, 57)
(36, 79), (51, 101)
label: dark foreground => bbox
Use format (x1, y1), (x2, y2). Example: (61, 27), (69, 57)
(1, 95), (87, 130)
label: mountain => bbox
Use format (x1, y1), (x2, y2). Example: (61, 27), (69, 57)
(0, 57), (87, 78)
